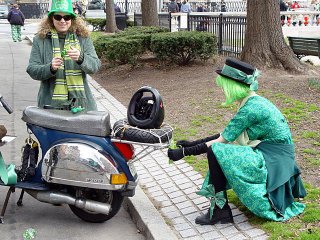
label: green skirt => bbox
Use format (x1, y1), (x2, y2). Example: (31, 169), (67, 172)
(209, 142), (305, 221)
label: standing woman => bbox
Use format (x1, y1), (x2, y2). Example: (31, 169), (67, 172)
(26, 0), (101, 111)
(7, 4), (25, 42)
(168, 58), (306, 225)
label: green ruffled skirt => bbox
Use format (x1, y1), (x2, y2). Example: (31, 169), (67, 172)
(209, 143), (305, 221)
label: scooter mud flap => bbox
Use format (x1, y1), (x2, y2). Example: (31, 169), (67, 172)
(0, 152), (17, 185)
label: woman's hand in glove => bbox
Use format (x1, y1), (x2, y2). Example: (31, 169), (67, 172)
(167, 143), (208, 161)
(167, 148), (184, 161)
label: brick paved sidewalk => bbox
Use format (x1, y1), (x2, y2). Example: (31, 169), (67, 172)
(89, 78), (269, 240)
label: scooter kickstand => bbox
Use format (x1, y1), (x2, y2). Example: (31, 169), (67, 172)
(0, 187), (15, 224)
(17, 189), (25, 206)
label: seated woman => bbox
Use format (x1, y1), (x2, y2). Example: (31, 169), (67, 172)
(168, 58), (306, 225)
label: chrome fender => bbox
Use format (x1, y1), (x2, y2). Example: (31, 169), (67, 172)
(41, 143), (124, 190)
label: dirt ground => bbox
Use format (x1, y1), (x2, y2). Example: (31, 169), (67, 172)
(92, 55), (320, 188)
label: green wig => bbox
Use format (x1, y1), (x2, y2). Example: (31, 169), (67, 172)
(216, 75), (251, 105)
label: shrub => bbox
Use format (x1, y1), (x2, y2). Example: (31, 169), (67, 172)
(92, 35), (111, 58)
(150, 31), (217, 65)
(90, 31), (104, 42)
(117, 26), (169, 50)
(119, 26), (169, 35)
(93, 26), (170, 66)
(94, 36), (145, 66)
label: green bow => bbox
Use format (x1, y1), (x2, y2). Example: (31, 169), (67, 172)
(0, 152), (17, 185)
(245, 70), (260, 91)
(196, 184), (226, 220)
(221, 65), (260, 91)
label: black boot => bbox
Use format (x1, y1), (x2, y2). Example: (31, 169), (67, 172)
(195, 204), (234, 225)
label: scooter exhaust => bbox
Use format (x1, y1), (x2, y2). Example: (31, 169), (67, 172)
(26, 190), (111, 215)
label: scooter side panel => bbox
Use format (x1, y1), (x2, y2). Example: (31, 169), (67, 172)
(41, 142), (123, 190)
(28, 124), (136, 184)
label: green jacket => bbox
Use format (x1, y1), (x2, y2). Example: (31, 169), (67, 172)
(26, 34), (101, 111)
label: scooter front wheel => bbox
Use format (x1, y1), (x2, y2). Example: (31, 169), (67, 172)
(68, 188), (124, 223)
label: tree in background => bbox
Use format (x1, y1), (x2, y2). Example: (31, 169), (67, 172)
(105, 0), (118, 33)
(241, 0), (306, 72)
(141, 0), (159, 26)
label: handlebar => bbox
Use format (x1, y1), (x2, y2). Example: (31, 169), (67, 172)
(0, 95), (13, 114)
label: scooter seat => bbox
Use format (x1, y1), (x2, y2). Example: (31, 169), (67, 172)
(22, 106), (112, 137)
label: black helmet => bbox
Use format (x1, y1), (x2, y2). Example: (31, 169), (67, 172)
(127, 86), (165, 129)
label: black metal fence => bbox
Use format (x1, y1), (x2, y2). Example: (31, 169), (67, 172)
(19, 3), (49, 19)
(133, 13), (247, 57)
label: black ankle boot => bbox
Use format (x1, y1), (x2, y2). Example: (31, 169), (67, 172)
(195, 204), (234, 225)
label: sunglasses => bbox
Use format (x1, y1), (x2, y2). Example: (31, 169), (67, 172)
(53, 14), (72, 21)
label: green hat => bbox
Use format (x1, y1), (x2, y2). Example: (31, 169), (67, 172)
(48, 0), (76, 18)
(216, 58), (260, 91)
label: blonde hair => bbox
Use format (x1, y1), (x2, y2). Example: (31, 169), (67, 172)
(216, 75), (251, 105)
(37, 16), (90, 39)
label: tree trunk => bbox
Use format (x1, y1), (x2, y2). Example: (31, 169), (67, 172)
(105, 0), (119, 33)
(141, 0), (159, 26)
(240, 0), (306, 73)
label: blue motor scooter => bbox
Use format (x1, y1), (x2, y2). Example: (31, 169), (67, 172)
(0, 91), (172, 224)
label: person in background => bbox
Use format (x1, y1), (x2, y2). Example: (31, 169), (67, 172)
(291, 1), (300, 10)
(114, 4), (121, 13)
(280, 0), (288, 24)
(280, 0), (288, 11)
(220, 0), (227, 12)
(7, 4), (25, 42)
(103, 3), (121, 14)
(196, 4), (208, 31)
(180, 0), (192, 13)
(167, 0), (179, 13)
(75, 0), (83, 15)
(176, 0), (182, 12)
(317, 1), (320, 10)
(26, 0), (101, 111)
(168, 58), (306, 225)
(197, 4), (204, 12)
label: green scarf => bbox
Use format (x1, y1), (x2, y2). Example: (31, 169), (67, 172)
(51, 30), (86, 109)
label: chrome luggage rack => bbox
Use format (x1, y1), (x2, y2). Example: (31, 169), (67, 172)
(111, 124), (173, 164)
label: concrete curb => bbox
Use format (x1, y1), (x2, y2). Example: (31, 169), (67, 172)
(123, 186), (179, 240)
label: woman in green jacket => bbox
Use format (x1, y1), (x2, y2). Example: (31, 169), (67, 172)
(168, 58), (306, 225)
(26, 0), (101, 111)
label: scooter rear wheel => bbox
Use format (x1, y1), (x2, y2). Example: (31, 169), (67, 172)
(68, 188), (124, 223)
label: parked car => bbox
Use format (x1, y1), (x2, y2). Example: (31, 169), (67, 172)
(0, 5), (8, 19)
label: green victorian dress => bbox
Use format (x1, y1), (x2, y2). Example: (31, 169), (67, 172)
(206, 93), (306, 221)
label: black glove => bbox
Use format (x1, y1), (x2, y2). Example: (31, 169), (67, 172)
(176, 133), (220, 148)
(168, 143), (208, 161)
